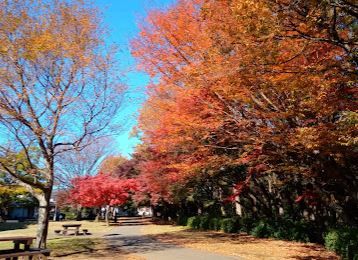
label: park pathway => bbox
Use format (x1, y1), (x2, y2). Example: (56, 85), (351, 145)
(104, 224), (239, 260)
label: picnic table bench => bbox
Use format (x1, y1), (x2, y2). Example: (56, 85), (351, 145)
(61, 224), (81, 235)
(0, 236), (51, 259)
(0, 236), (35, 251)
(54, 224), (90, 236)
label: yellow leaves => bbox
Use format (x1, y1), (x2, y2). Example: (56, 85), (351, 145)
(0, 185), (28, 196)
(295, 127), (320, 149)
(23, 31), (55, 60)
(231, 0), (279, 37)
(336, 112), (358, 147)
(0, 0), (101, 66)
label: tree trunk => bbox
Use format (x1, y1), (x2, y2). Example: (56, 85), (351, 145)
(235, 196), (243, 216)
(95, 207), (100, 222)
(34, 191), (51, 248)
(76, 205), (82, 221)
(105, 205), (110, 226)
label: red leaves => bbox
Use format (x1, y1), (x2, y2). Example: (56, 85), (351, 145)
(294, 195), (305, 203)
(69, 174), (139, 207)
(295, 191), (319, 206)
(224, 176), (252, 203)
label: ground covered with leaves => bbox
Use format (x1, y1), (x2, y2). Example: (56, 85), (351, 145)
(141, 225), (339, 260)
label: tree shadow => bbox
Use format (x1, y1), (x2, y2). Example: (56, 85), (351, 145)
(109, 223), (152, 226)
(105, 234), (180, 254)
(103, 233), (121, 237)
(51, 235), (178, 258)
(147, 229), (264, 246)
(288, 244), (339, 260)
(293, 256), (337, 260)
(0, 222), (29, 232)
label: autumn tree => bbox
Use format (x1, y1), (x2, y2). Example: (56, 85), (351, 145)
(99, 155), (128, 176)
(0, 0), (123, 247)
(70, 174), (138, 225)
(132, 0), (357, 226)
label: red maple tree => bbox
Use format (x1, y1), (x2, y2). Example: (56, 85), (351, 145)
(69, 174), (139, 224)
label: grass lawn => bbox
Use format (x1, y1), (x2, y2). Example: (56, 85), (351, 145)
(141, 225), (339, 260)
(0, 221), (142, 259)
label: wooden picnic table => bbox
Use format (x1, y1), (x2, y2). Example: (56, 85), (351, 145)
(0, 236), (35, 250)
(62, 224), (81, 235)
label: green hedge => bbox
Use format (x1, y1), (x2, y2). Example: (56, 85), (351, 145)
(239, 217), (256, 233)
(324, 227), (358, 260)
(199, 216), (210, 230)
(250, 220), (274, 238)
(249, 219), (311, 242)
(185, 216), (315, 242)
(187, 216), (201, 229)
(186, 216), (240, 233)
(276, 220), (311, 242)
(176, 215), (188, 226)
(208, 218), (221, 231)
(220, 217), (240, 233)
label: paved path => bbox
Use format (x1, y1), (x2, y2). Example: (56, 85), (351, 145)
(104, 225), (239, 260)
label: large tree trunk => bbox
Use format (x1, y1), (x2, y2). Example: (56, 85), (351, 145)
(34, 190), (52, 248)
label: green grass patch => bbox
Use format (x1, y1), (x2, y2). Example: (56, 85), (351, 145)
(48, 237), (105, 257)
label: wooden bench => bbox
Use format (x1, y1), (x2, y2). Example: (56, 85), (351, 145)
(0, 236), (35, 251)
(0, 248), (51, 260)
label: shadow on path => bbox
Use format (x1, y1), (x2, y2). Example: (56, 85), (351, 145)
(104, 225), (238, 260)
(106, 235), (177, 254)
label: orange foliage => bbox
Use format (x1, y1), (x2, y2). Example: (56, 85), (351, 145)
(132, 0), (357, 206)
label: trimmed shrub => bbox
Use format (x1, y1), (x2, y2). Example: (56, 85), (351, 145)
(209, 218), (221, 231)
(272, 220), (311, 242)
(62, 211), (77, 220)
(239, 217), (256, 233)
(187, 216), (201, 229)
(199, 216), (210, 230)
(250, 220), (274, 238)
(324, 227), (358, 259)
(220, 217), (240, 233)
(249, 219), (311, 242)
(176, 215), (188, 226)
(185, 215), (313, 245)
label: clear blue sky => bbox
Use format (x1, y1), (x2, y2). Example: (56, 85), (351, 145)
(94, 1), (175, 157)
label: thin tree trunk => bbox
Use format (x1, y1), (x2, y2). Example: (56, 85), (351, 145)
(235, 196), (243, 216)
(95, 207), (100, 222)
(76, 205), (82, 221)
(105, 205), (110, 226)
(34, 191), (51, 248)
